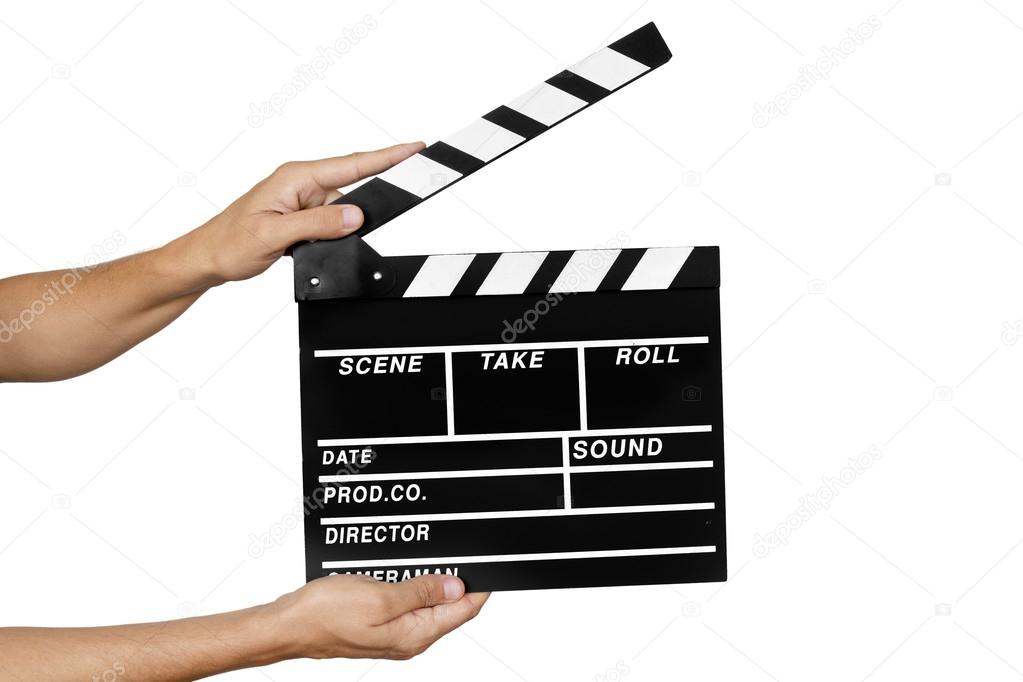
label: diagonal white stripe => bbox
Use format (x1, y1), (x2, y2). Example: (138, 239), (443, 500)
(622, 247), (693, 290)
(549, 249), (621, 293)
(506, 82), (587, 126)
(476, 251), (548, 295)
(570, 47), (649, 90)
(377, 154), (462, 199)
(444, 118), (525, 162)
(403, 254), (475, 297)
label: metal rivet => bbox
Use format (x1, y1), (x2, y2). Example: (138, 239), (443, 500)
(309, 277), (320, 287)
(372, 271), (383, 281)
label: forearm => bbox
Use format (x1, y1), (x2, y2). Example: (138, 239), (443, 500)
(0, 603), (293, 682)
(0, 233), (217, 382)
(0, 145), (422, 383)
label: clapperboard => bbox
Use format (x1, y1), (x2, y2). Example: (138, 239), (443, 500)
(292, 23), (726, 592)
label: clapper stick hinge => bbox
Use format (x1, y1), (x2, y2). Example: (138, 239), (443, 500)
(291, 234), (396, 301)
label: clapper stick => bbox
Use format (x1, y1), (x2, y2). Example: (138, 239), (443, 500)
(293, 22), (672, 301)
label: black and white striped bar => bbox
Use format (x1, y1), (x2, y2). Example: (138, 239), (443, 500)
(318, 22), (671, 240)
(298, 245), (716, 300)
(401, 245), (712, 298)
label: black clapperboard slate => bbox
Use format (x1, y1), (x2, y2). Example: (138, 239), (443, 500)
(292, 23), (726, 592)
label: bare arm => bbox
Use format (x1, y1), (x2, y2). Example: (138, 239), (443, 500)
(0, 142), (424, 382)
(0, 574), (488, 681)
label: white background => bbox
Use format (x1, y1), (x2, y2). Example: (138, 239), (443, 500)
(2, 1), (1023, 680)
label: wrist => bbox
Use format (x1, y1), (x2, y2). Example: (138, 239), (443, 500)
(263, 590), (313, 660)
(156, 226), (228, 292)
(229, 601), (304, 668)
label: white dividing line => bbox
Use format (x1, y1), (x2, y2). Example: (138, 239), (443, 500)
(444, 350), (454, 436)
(314, 335), (708, 358)
(562, 436), (572, 510)
(318, 423), (712, 447)
(317, 460), (714, 483)
(577, 346), (588, 431)
(322, 545), (716, 569)
(571, 460), (712, 473)
(321, 466), (562, 483)
(320, 501), (715, 525)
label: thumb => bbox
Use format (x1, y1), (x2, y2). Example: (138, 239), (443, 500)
(384, 575), (465, 618)
(275, 203), (363, 246)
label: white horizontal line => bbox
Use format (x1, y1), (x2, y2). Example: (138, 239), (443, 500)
(314, 335), (708, 357)
(317, 460), (714, 483)
(318, 424), (712, 447)
(320, 502), (716, 525)
(322, 545), (717, 569)
(321, 466), (562, 483)
(571, 460), (713, 473)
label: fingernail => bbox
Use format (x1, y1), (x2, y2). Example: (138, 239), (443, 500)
(442, 577), (464, 601)
(341, 205), (362, 229)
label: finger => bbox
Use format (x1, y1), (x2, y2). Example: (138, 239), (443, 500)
(380, 575), (465, 620)
(393, 591), (489, 647)
(322, 189), (343, 205)
(304, 142), (425, 192)
(465, 592), (491, 610)
(431, 591), (489, 624)
(271, 203), (364, 248)
(427, 592), (489, 637)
